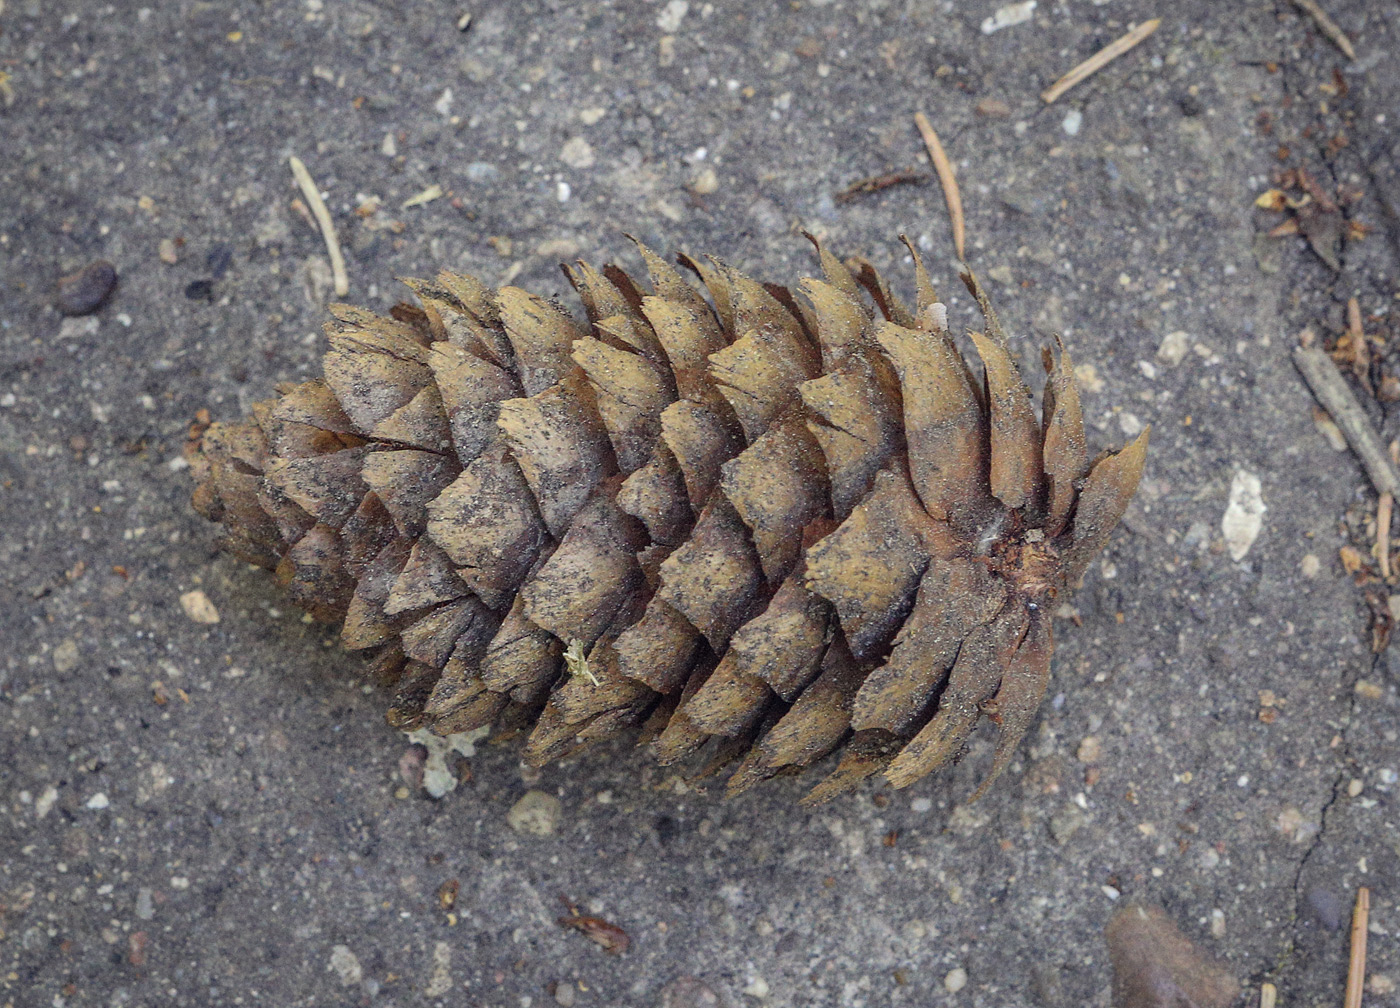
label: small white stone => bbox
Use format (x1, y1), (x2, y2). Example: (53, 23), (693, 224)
(1301, 553), (1321, 578)
(433, 88), (452, 116)
(655, 0), (689, 32)
(560, 136), (595, 169)
(943, 967), (968, 993)
(85, 793), (109, 810)
(328, 944), (363, 986)
(380, 133), (397, 157)
(1061, 109), (1082, 136)
(1210, 908), (1226, 937)
(179, 589), (220, 625)
(1118, 412), (1143, 437)
(507, 790), (563, 836)
(981, 1), (1035, 34)
(1157, 330), (1190, 366)
(1221, 471), (1265, 562)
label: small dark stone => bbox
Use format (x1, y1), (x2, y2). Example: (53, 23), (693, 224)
(654, 814), (679, 845)
(55, 260), (118, 315)
(206, 244), (234, 280)
(184, 279), (216, 302)
(1305, 886), (1343, 930)
(1177, 92), (1205, 117)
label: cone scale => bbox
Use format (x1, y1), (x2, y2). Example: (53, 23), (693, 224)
(191, 236), (1147, 803)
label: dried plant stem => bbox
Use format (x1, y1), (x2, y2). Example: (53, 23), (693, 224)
(1259, 982), (1277, 1008)
(1293, 344), (1400, 497)
(1041, 19), (1161, 104)
(288, 155), (350, 297)
(913, 112), (964, 260)
(1291, 0), (1356, 61)
(1344, 887), (1369, 1008)
(1378, 491), (1392, 579)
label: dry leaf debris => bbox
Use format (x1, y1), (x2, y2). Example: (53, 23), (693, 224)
(191, 235), (1147, 801)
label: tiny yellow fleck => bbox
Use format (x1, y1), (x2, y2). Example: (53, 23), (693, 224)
(227, 30), (243, 42)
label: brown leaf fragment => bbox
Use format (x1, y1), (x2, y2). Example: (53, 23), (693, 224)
(1106, 902), (1239, 1008)
(557, 898), (631, 955)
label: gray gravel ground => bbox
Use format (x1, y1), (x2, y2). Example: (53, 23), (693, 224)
(3, 1), (1398, 1006)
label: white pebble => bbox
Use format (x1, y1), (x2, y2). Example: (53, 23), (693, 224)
(85, 793), (109, 810)
(1062, 109), (1082, 136)
(944, 967), (968, 993)
(655, 0), (688, 32)
(1157, 330), (1190, 366)
(1221, 471), (1265, 562)
(981, 1), (1036, 34)
(179, 589), (220, 625)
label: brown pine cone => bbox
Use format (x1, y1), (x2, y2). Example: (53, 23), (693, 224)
(190, 235), (1147, 802)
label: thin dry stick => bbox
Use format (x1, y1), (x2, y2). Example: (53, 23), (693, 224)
(1293, 344), (1400, 497)
(1292, 0), (1356, 61)
(1378, 491), (1392, 580)
(1344, 886), (1369, 1008)
(913, 112), (964, 261)
(1258, 982), (1277, 1008)
(288, 155), (350, 297)
(1041, 19), (1161, 104)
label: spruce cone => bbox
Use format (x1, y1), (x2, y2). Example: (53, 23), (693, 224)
(190, 235), (1147, 802)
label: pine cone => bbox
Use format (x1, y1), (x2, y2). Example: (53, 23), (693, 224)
(190, 235), (1147, 802)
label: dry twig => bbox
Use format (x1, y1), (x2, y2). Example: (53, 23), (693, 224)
(1041, 19), (1161, 104)
(288, 155), (350, 297)
(1293, 344), (1400, 497)
(1291, 0), (1356, 61)
(913, 112), (964, 260)
(1258, 982), (1277, 1008)
(1378, 491), (1392, 580)
(835, 169), (930, 204)
(1344, 887), (1369, 1008)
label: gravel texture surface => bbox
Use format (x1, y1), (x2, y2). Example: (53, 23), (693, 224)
(2, 2), (1397, 1006)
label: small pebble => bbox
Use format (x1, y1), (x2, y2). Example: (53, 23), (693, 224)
(975, 97), (1012, 118)
(158, 238), (179, 264)
(1076, 735), (1102, 764)
(85, 793), (110, 810)
(53, 638), (81, 674)
(560, 136), (596, 170)
(689, 167), (719, 195)
(1049, 805), (1085, 844)
(56, 260), (118, 316)
(507, 789), (562, 835)
(553, 980), (577, 1007)
(1300, 554), (1321, 578)
(135, 887), (155, 920)
(1061, 109), (1082, 136)
(944, 966), (968, 993)
(328, 944), (363, 986)
(180, 589), (221, 625)
(1157, 331), (1190, 366)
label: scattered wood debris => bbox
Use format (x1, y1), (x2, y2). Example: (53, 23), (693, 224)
(835, 168), (930, 204)
(1293, 344), (1400, 499)
(288, 155), (349, 297)
(1041, 19), (1160, 105)
(557, 896), (630, 955)
(1344, 887), (1369, 1008)
(1290, 0), (1356, 62)
(913, 112), (964, 260)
